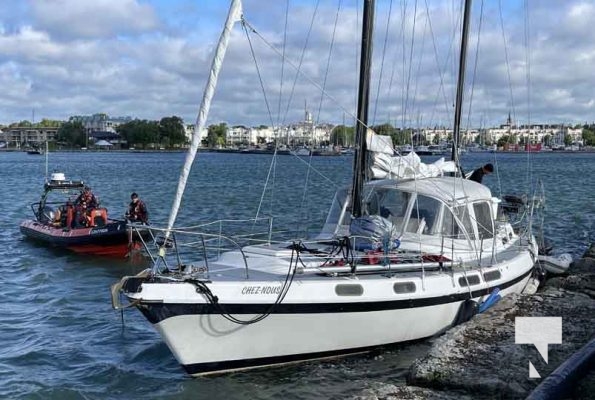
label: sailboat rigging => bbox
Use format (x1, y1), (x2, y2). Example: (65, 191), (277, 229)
(111, 0), (541, 376)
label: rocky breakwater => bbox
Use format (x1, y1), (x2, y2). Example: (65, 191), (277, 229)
(356, 244), (595, 400)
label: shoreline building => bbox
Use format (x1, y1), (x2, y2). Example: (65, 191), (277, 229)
(71, 113), (133, 134)
(422, 113), (583, 148)
(0, 126), (59, 149)
(70, 113), (133, 148)
(219, 109), (334, 148)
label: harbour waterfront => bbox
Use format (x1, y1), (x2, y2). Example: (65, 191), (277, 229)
(0, 151), (593, 399)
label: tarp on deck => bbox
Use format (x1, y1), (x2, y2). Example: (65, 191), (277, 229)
(366, 130), (457, 180)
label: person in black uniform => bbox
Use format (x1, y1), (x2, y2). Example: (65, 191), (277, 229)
(468, 163), (494, 184)
(126, 192), (148, 224)
(76, 186), (99, 209)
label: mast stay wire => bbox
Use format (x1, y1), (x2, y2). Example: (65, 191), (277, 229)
(280, 0), (320, 127)
(276, 0), (289, 129)
(422, 0), (453, 129)
(296, 0), (343, 238)
(402, 0), (419, 132)
(523, 0), (534, 196)
(463, 0), (485, 145)
(371, 0), (394, 126)
(315, 0), (342, 126)
(424, 2), (463, 130)
(410, 14), (429, 136)
(498, 0), (517, 140)
(385, 1), (407, 126)
(270, 0), (288, 229)
(242, 19), (364, 143)
(242, 20), (276, 130)
(242, 19), (280, 226)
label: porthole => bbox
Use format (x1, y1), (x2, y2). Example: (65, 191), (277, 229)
(335, 284), (364, 296)
(393, 282), (416, 294)
(483, 270), (501, 282)
(459, 275), (481, 287)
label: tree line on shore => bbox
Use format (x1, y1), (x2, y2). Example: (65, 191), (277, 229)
(55, 116), (187, 149)
(3, 119), (595, 148)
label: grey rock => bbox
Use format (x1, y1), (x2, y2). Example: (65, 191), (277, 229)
(406, 275), (595, 398)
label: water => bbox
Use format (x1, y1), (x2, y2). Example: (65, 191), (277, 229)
(0, 150), (593, 399)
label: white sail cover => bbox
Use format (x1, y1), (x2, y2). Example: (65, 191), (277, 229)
(164, 0), (243, 240)
(366, 129), (457, 180)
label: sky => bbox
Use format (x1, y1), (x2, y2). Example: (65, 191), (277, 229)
(0, 0), (594, 129)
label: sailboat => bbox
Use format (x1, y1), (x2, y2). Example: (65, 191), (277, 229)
(111, 0), (539, 375)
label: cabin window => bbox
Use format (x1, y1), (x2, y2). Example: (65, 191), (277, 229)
(365, 189), (410, 232)
(406, 195), (441, 235)
(473, 202), (494, 239)
(366, 190), (410, 218)
(441, 205), (476, 240)
(319, 188), (350, 237)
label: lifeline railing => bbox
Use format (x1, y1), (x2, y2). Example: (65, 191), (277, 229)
(127, 217), (279, 279)
(126, 217), (512, 280)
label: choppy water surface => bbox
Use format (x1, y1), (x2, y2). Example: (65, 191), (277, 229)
(0, 150), (592, 399)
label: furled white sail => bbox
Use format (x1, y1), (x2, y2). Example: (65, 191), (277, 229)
(366, 130), (457, 180)
(164, 0), (243, 241)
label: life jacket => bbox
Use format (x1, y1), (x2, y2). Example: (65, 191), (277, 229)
(90, 208), (108, 227)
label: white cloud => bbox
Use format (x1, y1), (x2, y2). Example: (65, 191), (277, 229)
(0, 0), (594, 127)
(29, 0), (159, 40)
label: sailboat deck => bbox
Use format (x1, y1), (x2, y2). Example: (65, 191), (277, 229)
(179, 238), (530, 283)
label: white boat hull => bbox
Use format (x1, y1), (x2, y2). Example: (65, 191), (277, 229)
(127, 246), (534, 375)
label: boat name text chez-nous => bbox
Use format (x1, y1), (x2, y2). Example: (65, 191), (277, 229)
(241, 286), (283, 295)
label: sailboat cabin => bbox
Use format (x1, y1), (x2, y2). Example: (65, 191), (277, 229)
(320, 177), (502, 252)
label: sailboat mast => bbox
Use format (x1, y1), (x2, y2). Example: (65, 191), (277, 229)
(450, 0), (473, 168)
(351, 0), (375, 218)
